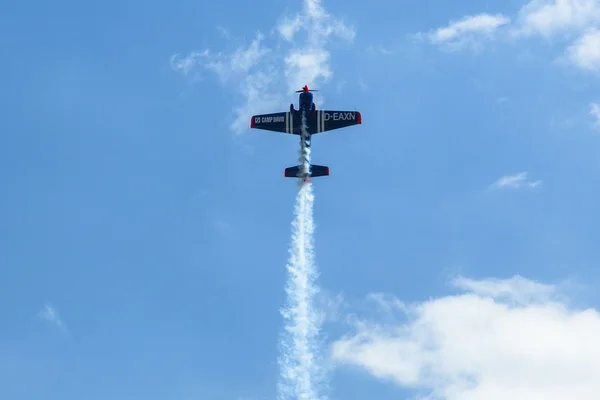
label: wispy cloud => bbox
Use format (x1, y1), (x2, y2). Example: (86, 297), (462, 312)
(489, 171), (542, 190)
(591, 102), (600, 128)
(515, 0), (600, 37)
(38, 304), (66, 331)
(453, 275), (556, 305)
(170, 0), (355, 134)
(278, 0), (355, 92)
(565, 28), (600, 72)
(415, 2), (600, 132)
(509, 0), (600, 75)
(170, 33), (277, 133)
(330, 275), (600, 399)
(418, 0), (600, 75)
(170, 33), (270, 83)
(419, 13), (511, 50)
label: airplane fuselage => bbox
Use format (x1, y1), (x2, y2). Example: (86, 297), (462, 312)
(297, 92), (314, 151)
(299, 91), (314, 111)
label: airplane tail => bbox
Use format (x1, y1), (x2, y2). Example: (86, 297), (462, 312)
(284, 164), (330, 178)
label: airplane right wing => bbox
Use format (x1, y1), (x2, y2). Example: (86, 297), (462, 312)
(250, 112), (295, 134)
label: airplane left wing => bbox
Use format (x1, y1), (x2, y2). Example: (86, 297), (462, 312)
(312, 110), (362, 134)
(250, 112), (295, 134)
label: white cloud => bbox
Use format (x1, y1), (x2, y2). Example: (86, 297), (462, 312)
(453, 276), (557, 304)
(315, 289), (346, 323)
(170, 0), (354, 133)
(170, 33), (270, 83)
(277, 0), (355, 92)
(489, 171), (542, 190)
(565, 28), (600, 72)
(516, 0), (600, 36)
(169, 50), (210, 76)
(423, 13), (510, 50)
(419, 1), (600, 76)
(38, 304), (66, 331)
(228, 61), (283, 134)
(170, 33), (281, 133)
(330, 275), (600, 400)
(591, 102), (600, 128)
(513, 1), (600, 74)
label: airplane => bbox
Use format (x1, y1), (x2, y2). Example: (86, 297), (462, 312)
(250, 85), (362, 182)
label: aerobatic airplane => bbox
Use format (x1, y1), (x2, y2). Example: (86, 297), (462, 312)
(250, 85), (362, 182)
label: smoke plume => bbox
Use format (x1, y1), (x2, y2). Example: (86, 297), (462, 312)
(277, 110), (328, 400)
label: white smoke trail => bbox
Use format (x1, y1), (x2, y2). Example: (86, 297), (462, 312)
(277, 110), (327, 400)
(300, 111), (310, 177)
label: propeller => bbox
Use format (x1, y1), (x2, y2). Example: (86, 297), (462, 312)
(295, 85), (319, 93)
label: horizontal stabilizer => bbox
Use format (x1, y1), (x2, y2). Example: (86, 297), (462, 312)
(310, 164), (329, 177)
(284, 164), (330, 178)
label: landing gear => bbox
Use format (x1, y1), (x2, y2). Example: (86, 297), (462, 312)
(290, 103), (294, 112)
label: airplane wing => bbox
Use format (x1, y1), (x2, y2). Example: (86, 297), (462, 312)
(250, 110), (361, 135)
(312, 110), (361, 134)
(250, 112), (294, 134)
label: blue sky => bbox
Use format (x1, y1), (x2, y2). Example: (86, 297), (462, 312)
(3, 0), (600, 399)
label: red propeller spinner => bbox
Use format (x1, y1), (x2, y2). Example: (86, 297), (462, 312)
(295, 85), (318, 93)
